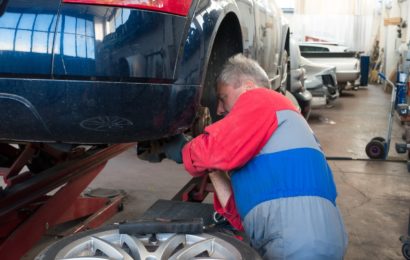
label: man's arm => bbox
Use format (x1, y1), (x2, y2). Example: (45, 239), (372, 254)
(182, 89), (283, 176)
(209, 170), (243, 231)
(209, 171), (231, 208)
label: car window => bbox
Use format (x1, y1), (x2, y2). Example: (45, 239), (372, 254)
(299, 46), (330, 52)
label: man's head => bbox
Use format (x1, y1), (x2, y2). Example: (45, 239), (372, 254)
(216, 54), (270, 116)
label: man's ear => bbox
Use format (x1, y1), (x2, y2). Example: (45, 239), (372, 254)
(244, 80), (256, 90)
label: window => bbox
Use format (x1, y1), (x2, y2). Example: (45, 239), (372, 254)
(107, 9), (131, 33)
(56, 15), (95, 59)
(0, 12), (56, 54)
(299, 45), (330, 52)
(0, 11), (96, 59)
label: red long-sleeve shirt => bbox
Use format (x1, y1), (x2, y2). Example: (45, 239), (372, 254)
(182, 88), (295, 230)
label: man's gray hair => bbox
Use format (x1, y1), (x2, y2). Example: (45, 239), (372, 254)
(216, 54), (270, 89)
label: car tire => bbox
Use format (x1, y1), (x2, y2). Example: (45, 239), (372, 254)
(371, 136), (386, 143)
(201, 21), (242, 124)
(285, 91), (301, 113)
(35, 225), (261, 260)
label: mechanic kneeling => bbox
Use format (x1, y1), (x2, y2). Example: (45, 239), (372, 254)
(165, 54), (348, 260)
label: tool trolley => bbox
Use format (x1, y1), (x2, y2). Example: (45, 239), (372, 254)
(365, 73), (410, 167)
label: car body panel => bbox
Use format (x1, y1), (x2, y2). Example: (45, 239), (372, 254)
(301, 57), (338, 90)
(288, 38), (311, 119)
(300, 55), (339, 108)
(301, 51), (360, 86)
(253, 0), (283, 88)
(0, 0), (287, 144)
(304, 76), (327, 108)
(0, 78), (199, 143)
(53, 5), (187, 80)
(289, 38), (305, 93)
(174, 1), (242, 86)
(305, 56), (359, 83)
(298, 42), (349, 52)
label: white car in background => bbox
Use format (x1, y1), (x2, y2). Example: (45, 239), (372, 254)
(301, 57), (339, 107)
(289, 39), (306, 93)
(299, 42), (350, 52)
(299, 42), (360, 92)
(290, 40), (339, 109)
(289, 38), (312, 119)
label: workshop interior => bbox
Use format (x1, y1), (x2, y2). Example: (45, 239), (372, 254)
(0, 0), (410, 259)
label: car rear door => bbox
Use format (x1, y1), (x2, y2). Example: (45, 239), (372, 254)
(253, 0), (282, 89)
(0, 0), (60, 76)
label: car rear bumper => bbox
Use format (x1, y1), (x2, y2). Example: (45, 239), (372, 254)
(311, 96), (327, 108)
(0, 78), (200, 144)
(308, 85), (327, 108)
(336, 71), (360, 83)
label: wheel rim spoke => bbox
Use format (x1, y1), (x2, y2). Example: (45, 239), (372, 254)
(49, 229), (244, 259)
(89, 236), (133, 260)
(155, 234), (186, 259)
(169, 238), (215, 260)
(61, 256), (109, 260)
(120, 234), (147, 259)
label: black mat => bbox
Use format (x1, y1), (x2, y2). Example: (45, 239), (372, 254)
(140, 199), (215, 226)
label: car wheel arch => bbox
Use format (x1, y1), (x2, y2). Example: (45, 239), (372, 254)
(192, 11), (243, 134)
(199, 10), (243, 89)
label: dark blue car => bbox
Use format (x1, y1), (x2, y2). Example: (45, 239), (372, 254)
(0, 0), (289, 144)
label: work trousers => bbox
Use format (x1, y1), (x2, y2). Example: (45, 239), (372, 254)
(243, 196), (348, 260)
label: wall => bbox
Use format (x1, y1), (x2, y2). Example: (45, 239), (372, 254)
(380, 0), (409, 77)
(277, 0), (410, 77)
(278, 0), (377, 51)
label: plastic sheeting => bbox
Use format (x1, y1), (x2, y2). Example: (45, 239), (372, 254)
(278, 0), (380, 52)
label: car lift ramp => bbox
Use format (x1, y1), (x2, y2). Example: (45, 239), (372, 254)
(0, 142), (135, 260)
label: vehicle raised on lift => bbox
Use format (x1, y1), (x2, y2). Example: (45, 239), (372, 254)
(0, 0), (289, 145)
(0, 1), (290, 257)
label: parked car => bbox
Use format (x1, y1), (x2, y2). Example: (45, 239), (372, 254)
(300, 56), (339, 107)
(299, 42), (350, 52)
(299, 43), (360, 92)
(0, 0), (289, 145)
(289, 38), (312, 119)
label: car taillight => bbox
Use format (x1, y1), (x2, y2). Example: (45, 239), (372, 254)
(62, 0), (193, 16)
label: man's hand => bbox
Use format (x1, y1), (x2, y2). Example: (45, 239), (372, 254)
(163, 134), (191, 163)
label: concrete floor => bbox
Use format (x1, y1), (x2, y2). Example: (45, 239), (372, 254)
(27, 84), (410, 259)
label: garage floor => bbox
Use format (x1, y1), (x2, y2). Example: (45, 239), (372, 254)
(26, 84), (410, 259)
